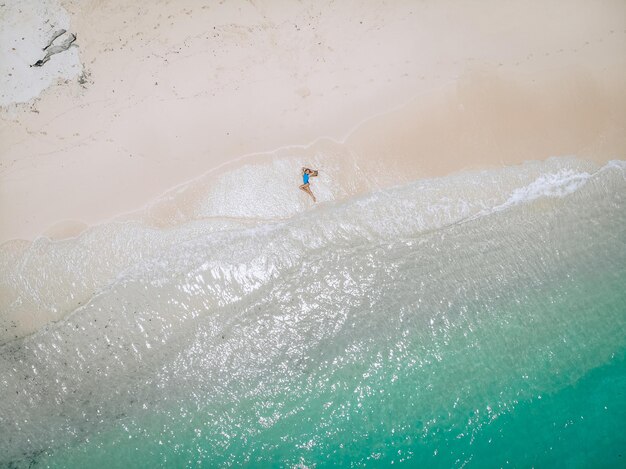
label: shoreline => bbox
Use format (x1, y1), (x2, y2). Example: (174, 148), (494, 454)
(0, 153), (620, 249)
(6, 63), (625, 245)
(1, 0), (625, 243)
(1, 154), (622, 345)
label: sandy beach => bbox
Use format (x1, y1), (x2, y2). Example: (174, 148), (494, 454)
(2, 2), (626, 466)
(1, 0), (624, 243)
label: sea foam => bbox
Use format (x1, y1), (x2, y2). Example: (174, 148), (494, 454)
(0, 157), (614, 345)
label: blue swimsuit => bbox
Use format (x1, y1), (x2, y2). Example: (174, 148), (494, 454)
(303, 173), (309, 184)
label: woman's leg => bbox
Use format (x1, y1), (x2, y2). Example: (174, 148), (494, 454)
(299, 184), (316, 202)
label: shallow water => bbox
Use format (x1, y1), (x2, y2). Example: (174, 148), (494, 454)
(1, 157), (625, 467)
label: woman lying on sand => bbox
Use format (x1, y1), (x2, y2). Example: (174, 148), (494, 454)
(299, 167), (319, 202)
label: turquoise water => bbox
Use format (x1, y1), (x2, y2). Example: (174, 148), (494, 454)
(1, 158), (625, 467)
(37, 352), (626, 468)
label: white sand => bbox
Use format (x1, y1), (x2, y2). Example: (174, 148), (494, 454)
(1, 0), (625, 242)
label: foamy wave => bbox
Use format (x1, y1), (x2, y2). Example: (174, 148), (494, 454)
(504, 169), (591, 206)
(0, 157), (623, 344)
(467, 160), (623, 222)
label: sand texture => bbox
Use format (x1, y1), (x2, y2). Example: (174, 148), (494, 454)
(1, 0), (625, 242)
